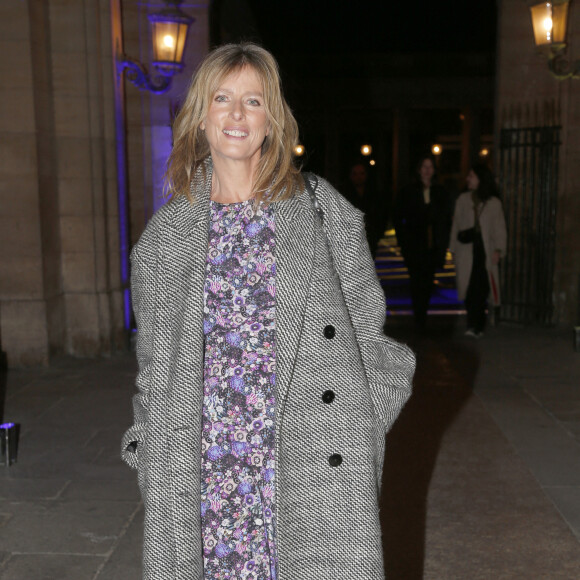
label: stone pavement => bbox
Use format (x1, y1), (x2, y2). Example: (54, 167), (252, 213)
(0, 319), (579, 579)
(384, 319), (580, 579)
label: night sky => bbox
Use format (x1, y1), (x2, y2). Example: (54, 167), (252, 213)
(246, 0), (497, 55)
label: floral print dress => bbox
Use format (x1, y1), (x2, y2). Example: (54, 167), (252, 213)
(201, 199), (277, 580)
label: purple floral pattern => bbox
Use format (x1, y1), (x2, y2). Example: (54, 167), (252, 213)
(202, 200), (277, 580)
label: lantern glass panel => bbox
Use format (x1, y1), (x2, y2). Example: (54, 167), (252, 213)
(552, 3), (569, 44)
(152, 20), (180, 63)
(530, 1), (569, 47)
(174, 22), (188, 64)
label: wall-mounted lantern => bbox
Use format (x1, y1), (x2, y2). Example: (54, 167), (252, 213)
(431, 143), (442, 156)
(361, 144), (372, 156)
(529, 0), (579, 80)
(294, 144), (305, 156)
(119, 0), (195, 94)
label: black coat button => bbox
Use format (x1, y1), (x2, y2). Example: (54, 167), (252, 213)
(328, 453), (343, 467)
(322, 390), (335, 404)
(324, 325), (336, 339)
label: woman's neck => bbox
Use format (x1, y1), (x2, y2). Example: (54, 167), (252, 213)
(210, 157), (259, 203)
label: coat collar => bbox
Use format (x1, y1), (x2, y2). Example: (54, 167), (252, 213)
(167, 159), (213, 239)
(167, 157), (311, 238)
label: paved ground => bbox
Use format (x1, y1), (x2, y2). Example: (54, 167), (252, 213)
(0, 318), (579, 579)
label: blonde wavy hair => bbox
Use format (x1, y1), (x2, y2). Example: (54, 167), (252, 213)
(165, 42), (303, 203)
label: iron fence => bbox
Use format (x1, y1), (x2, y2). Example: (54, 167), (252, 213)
(498, 126), (561, 325)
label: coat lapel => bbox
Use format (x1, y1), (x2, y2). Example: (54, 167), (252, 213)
(168, 164), (213, 241)
(274, 190), (315, 419)
(162, 165), (212, 429)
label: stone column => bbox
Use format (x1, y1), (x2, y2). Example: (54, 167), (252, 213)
(45, 0), (124, 357)
(0, 0), (125, 365)
(0, 1), (49, 365)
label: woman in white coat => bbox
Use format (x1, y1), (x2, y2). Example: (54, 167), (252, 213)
(449, 164), (507, 338)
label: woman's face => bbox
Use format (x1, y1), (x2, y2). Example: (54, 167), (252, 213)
(419, 159), (434, 185)
(201, 66), (269, 167)
(466, 169), (480, 191)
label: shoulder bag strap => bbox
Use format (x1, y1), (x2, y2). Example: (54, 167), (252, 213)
(302, 172), (343, 280)
(302, 171), (324, 222)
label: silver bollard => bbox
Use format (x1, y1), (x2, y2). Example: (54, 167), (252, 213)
(0, 422), (20, 466)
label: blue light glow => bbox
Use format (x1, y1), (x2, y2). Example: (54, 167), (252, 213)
(152, 125), (173, 212)
(113, 54), (132, 330)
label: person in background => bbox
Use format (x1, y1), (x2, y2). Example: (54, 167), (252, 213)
(121, 42), (415, 580)
(394, 155), (452, 328)
(449, 164), (507, 338)
(343, 161), (384, 258)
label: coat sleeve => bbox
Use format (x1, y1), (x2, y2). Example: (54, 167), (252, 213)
(120, 244), (156, 470)
(332, 211), (416, 431)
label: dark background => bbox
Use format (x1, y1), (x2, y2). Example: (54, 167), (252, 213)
(210, 0), (498, 210)
(248, 1), (497, 55)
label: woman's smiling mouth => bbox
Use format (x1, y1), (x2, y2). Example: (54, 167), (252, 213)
(223, 129), (248, 137)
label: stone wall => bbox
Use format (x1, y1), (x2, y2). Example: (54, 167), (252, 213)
(0, 1), (47, 365)
(0, 0), (208, 366)
(0, 0), (123, 365)
(496, 0), (580, 325)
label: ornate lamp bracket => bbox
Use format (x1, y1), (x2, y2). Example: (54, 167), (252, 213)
(117, 0), (193, 94)
(547, 52), (580, 80)
(118, 57), (172, 94)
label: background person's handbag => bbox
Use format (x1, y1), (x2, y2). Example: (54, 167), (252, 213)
(457, 227), (475, 244)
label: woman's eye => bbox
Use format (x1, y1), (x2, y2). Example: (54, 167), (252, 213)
(247, 98), (261, 106)
(215, 95), (227, 102)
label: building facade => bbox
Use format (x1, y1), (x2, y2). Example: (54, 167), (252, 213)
(0, 1), (209, 366)
(496, 0), (580, 325)
(1, 0), (579, 367)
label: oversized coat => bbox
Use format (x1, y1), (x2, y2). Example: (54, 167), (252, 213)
(449, 191), (507, 305)
(121, 161), (416, 580)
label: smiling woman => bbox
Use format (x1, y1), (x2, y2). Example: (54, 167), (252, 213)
(199, 67), (270, 200)
(166, 43), (302, 205)
(121, 42), (416, 580)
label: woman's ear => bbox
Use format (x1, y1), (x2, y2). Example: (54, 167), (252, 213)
(200, 121), (205, 131)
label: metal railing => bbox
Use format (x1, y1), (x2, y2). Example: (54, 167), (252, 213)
(498, 126), (561, 325)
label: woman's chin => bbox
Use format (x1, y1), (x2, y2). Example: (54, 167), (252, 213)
(212, 147), (262, 165)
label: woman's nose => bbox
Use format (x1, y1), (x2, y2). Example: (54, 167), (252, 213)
(229, 100), (244, 120)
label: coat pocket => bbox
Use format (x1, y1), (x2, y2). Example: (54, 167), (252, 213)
(120, 423), (147, 470)
(359, 338), (416, 431)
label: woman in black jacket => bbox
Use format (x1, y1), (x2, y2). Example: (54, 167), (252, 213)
(394, 155), (452, 327)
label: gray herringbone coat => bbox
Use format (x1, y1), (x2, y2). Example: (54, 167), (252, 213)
(121, 162), (416, 580)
